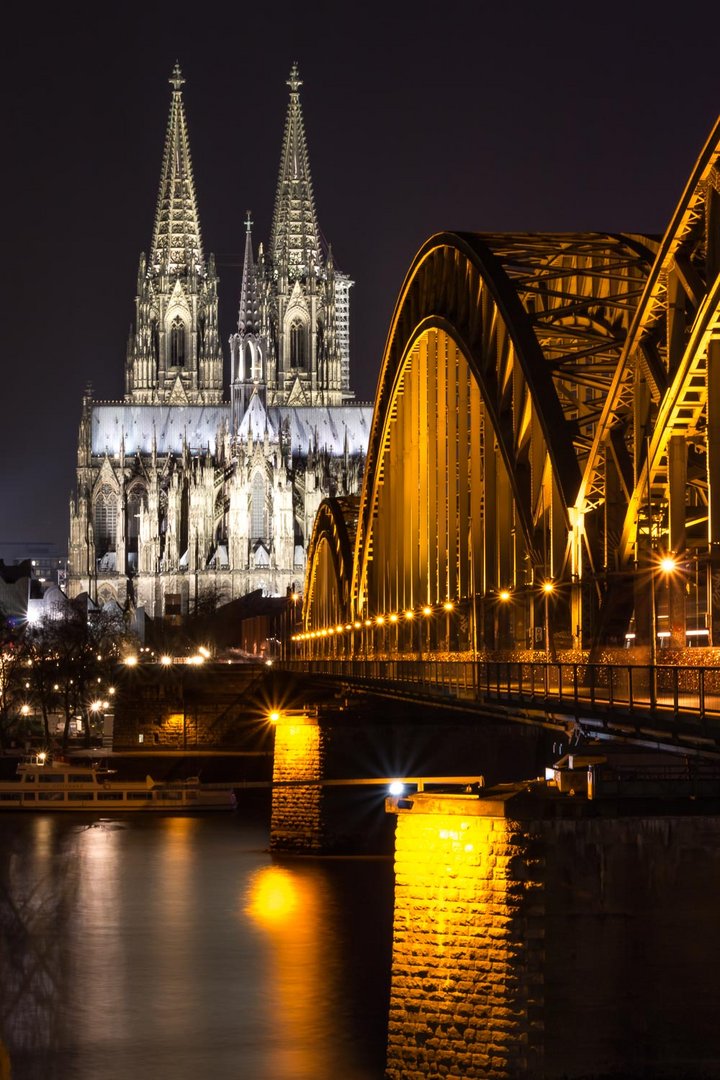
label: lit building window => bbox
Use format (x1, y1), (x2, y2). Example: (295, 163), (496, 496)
(170, 316), (185, 366)
(94, 486), (117, 555)
(251, 472), (268, 540)
(289, 319), (307, 369)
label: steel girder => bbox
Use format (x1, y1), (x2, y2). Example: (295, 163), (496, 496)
(351, 231), (651, 622)
(303, 496), (358, 631)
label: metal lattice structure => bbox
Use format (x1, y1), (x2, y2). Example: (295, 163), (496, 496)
(299, 119), (720, 658)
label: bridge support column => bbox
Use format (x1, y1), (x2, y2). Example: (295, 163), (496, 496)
(270, 710), (326, 853)
(386, 784), (720, 1079)
(386, 792), (545, 1079)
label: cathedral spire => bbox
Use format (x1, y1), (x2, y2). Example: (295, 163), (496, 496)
(150, 62), (204, 275)
(269, 63), (322, 278)
(238, 211), (258, 333)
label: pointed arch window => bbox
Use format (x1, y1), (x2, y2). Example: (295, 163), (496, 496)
(170, 316), (186, 367)
(250, 472), (268, 540)
(290, 319), (307, 369)
(94, 486), (117, 556)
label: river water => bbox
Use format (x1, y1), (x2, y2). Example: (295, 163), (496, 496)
(0, 810), (394, 1080)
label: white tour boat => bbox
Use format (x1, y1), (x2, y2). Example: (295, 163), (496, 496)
(0, 753), (237, 811)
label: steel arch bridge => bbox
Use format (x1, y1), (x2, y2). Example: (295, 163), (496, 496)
(299, 118), (720, 662)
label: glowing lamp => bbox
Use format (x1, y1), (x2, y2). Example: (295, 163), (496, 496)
(160, 655), (172, 666)
(268, 711), (281, 723)
(124, 656), (138, 667)
(389, 780), (405, 796)
(660, 555), (677, 574)
(542, 581), (554, 594)
(389, 613), (398, 623)
(443, 601), (454, 612)
(423, 606), (432, 616)
(404, 610), (414, 620)
(499, 589), (511, 602)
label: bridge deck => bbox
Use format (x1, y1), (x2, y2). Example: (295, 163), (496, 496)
(282, 659), (720, 753)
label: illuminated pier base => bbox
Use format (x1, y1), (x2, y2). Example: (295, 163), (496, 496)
(386, 788), (720, 1079)
(270, 712), (326, 853)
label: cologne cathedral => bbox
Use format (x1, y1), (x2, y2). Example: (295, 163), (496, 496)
(67, 64), (371, 619)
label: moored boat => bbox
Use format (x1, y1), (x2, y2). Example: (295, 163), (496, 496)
(0, 753), (237, 811)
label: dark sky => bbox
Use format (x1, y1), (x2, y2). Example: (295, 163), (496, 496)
(2, 1), (720, 549)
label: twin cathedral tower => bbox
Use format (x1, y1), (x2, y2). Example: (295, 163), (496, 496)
(68, 64), (371, 618)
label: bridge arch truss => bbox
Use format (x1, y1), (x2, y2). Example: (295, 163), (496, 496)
(299, 119), (720, 658)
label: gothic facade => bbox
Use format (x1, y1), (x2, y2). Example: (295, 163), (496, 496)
(68, 64), (371, 619)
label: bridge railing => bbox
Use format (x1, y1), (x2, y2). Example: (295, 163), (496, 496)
(283, 658), (720, 740)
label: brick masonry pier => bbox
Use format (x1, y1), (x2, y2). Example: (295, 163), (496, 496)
(385, 783), (720, 1079)
(268, 701), (547, 854)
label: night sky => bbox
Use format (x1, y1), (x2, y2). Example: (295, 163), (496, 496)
(2, 1), (720, 550)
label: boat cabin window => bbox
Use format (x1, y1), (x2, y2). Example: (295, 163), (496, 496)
(69, 792), (92, 801)
(38, 775), (63, 783)
(69, 774), (90, 783)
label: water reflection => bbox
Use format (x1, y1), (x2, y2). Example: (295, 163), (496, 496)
(0, 815), (392, 1080)
(244, 865), (337, 1078)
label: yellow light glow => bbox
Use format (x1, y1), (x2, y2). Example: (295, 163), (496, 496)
(336, 624), (343, 633)
(354, 621), (361, 629)
(364, 619), (372, 627)
(20, 704), (30, 716)
(245, 866), (299, 926)
(660, 555), (677, 574)
(160, 655), (172, 666)
(291, 592), (299, 602)
(542, 581), (555, 594)
(344, 624), (352, 631)
(198, 646), (210, 658)
(376, 615), (385, 625)
(124, 656), (138, 666)
(443, 601), (454, 612)
(90, 700), (102, 712)
(499, 589), (511, 602)
(423, 606), (432, 616)
(269, 710), (281, 723)
(389, 613), (398, 623)
(404, 610), (414, 620)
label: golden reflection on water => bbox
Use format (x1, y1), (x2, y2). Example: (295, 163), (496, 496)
(244, 864), (338, 1079)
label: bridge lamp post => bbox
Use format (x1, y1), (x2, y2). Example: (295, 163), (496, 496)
(443, 601), (454, 657)
(404, 610), (414, 658)
(653, 554), (678, 664)
(542, 581), (555, 664)
(496, 589), (512, 651)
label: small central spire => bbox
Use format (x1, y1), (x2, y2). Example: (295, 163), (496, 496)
(245, 210), (253, 233)
(287, 62), (302, 93)
(169, 61), (185, 93)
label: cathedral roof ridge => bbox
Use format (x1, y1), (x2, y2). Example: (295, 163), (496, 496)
(149, 64), (205, 278)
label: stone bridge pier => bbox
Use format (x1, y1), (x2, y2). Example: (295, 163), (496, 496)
(385, 785), (720, 1079)
(268, 701), (549, 854)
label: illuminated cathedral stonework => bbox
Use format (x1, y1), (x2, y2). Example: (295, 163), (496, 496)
(68, 64), (371, 618)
